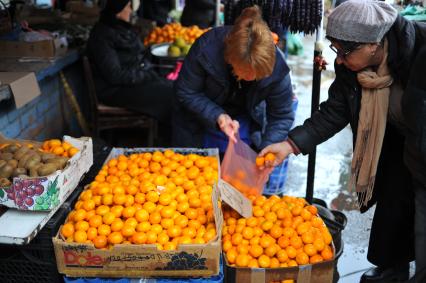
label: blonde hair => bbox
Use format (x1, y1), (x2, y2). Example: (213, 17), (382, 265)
(224, 5), (276, 79)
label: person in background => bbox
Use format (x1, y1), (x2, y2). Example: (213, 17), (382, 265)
(180, 0), (216, 28)
(259, 1), (426, 282)
(173, 5), (294, 154)
(137, 0), (171, 26)
(86, 0), (173, 131)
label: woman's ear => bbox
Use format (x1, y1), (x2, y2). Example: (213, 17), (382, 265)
(372, 43), (382, 53)
(367, 43), (380, 57)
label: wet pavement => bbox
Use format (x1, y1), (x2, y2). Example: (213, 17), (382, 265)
(285, 34), (375, 283)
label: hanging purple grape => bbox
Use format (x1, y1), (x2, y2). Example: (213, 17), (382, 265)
(223, 0), (322, 34)
(282, 0), (293, 27)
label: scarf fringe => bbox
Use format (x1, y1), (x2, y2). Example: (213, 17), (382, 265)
(351, 129), (371, 184)
(350, 175), (376, 208)
(350, 127), (378, 208)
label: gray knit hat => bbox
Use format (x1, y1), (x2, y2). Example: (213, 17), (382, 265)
(326, 0), (398, 43)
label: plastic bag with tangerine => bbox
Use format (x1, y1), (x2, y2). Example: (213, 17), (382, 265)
(221, 135), (273, 196)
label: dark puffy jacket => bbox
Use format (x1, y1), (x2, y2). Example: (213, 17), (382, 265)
(181, 0), (215, 29)
(86, 14), (158, 98)
(288, 16), (426, 210)
(402, 45), (426, 186)
(173, 26), (295, 150)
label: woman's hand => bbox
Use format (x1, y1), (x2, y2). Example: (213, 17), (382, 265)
(258, 140), (294, 168)
(217, 114), (240, 143)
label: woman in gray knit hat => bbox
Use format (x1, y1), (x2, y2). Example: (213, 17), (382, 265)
(259, 0), (426, 282)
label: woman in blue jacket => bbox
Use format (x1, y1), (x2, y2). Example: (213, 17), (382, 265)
(173, 6), (295, 152)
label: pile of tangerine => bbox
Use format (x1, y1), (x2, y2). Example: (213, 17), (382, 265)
(144, 23), (209, 45)
(222, 195), (334, 269)
(61, 150), (219, 250)
(42, 139), (79, 158)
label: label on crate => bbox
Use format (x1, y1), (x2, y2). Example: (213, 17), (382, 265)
(218, 180), (252, 218)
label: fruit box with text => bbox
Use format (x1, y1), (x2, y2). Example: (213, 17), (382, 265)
(0, 135), (93, 211)
(53, 147), (223, 278)
(224, 255), (335, 283)
(217, 180), (336, 283)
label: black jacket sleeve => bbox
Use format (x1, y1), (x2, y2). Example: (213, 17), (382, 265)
(288, 63), (352, 154)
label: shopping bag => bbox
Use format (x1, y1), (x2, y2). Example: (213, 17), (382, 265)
(221, 135), (272, 196)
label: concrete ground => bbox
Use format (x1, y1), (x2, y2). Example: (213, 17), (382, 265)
(285, 34), (375, 283)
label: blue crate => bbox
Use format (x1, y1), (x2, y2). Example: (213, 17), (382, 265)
(263, 158), (289, 196)
(263, 97), (298, 196)
(64, 258), (224, 283)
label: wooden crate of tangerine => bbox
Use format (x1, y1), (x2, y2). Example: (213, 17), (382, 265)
(53, 147), (223, 278)
(221, 185), (335, 282)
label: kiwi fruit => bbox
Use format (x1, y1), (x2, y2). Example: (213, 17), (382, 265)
(25, 158), (40, 170)
(12, 168), (27, 177)
(47, 157), (68, 169)
(29, 166), (39, 177)
(18, 152), (36, 168)
(14, 146), (30, 160)
(2, 144), (19, 153)
(0, 165), (14, 179)
(0, 153), (14, 161)
(41, 153), (56, 162)
(37, 163), (57, 176)
(24, 155), (41, 169)
(7, 159), (18, 169)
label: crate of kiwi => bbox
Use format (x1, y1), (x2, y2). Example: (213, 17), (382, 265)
(0, 135), (93, 211)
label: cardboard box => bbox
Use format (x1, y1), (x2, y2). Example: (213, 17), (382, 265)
(0, 38), (67, 58)
(0, 72), (40, 108)
(0, 135), (93, 211)
(224, 256), (335, 283)
(53, 147), (222, 278)
(217, 181), (336, 283)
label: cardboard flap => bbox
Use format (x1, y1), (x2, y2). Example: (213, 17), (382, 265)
(212, 183), (223, 238)
(0, 72), (40, 108)
(218, 179), (252, 218)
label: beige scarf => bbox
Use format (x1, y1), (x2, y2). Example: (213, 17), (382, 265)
(351, 40), (393, 207)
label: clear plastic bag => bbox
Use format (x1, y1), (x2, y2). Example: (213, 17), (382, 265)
(221, 135), (273, 196)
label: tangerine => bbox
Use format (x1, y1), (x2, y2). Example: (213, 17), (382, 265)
(93, 235), (108, 248)
(61, 223), (75, 238)
(258, 255), (271, 268)
(108, 232), (123, 244)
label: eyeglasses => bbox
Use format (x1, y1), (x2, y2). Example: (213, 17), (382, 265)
(329, 44), (355, 59)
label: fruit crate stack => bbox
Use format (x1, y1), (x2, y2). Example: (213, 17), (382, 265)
(0, 139), (111, 283)
(0, 189), (78, 283)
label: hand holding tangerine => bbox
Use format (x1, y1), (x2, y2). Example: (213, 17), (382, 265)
(255, 156), (265, 167)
